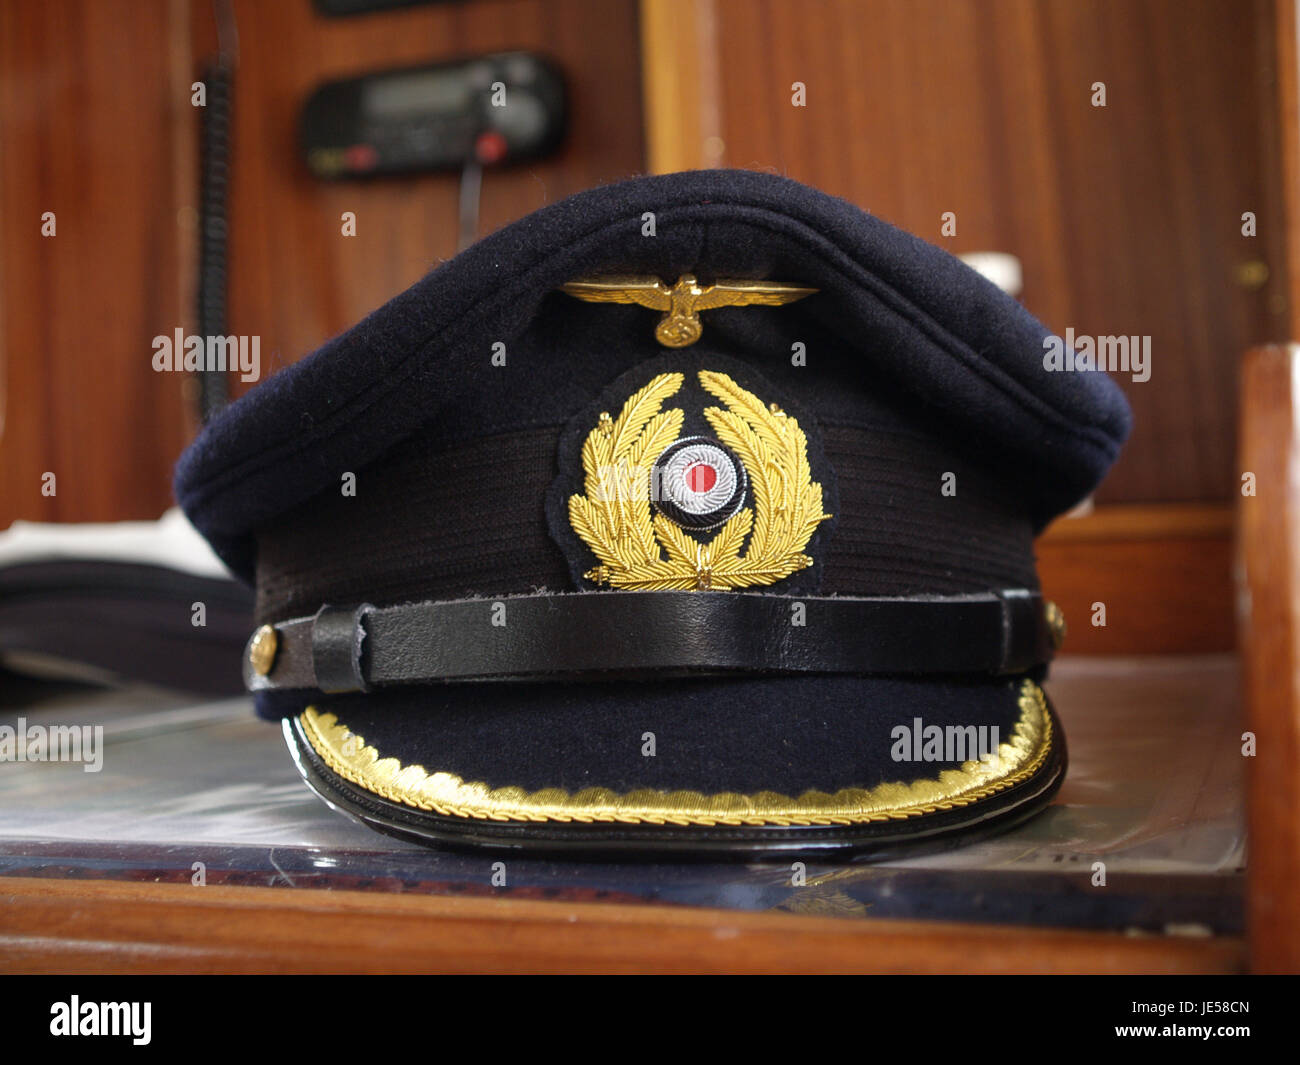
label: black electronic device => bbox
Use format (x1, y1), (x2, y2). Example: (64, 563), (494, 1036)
(301, 52), (566, 178)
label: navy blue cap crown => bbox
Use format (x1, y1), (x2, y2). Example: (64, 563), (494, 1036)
(175, 169), (1131, 580)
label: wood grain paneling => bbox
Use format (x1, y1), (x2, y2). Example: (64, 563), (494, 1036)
(1037, 505), (1235, 654)
(641, 0), (724, 172)
(1237, 344), (1300, 973)
(1269, 0), (1300, 337)
(0, 0), (193, 527)
(0, 876), (1245, 974)
(699, 0), (1286, 506)
(0, 0), (644, 528)
(211, 0), (644, 399)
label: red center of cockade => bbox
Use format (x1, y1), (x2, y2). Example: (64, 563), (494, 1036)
(686, 462), (718, 493)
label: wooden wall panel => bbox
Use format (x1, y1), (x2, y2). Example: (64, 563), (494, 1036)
(212, 0), (645, 398)
(0, 0), (193, 527)
(1238, 344), (1300, 973)
(1269, 0), (1300, 336)
(1036, 505), (1235, 654)
(687, 0), (1286, 506)
(0, 0), (644, 528)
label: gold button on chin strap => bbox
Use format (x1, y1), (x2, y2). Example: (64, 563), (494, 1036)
(248, 624), (279, 676)
(1045, 601), (1067, 651)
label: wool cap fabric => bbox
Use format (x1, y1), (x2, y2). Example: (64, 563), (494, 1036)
(176, 170), (1130, 858)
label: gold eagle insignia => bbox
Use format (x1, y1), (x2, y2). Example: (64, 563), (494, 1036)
(560, 273), (817, 348)
(567, 370), (831, 590)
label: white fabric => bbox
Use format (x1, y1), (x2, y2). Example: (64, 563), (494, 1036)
(0, 507), (232, 579)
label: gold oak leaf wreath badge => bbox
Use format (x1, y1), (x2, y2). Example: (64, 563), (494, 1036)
(567, 370), (832, 590)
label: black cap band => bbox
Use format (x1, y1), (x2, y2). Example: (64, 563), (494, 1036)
(244, 589), (1055, 694)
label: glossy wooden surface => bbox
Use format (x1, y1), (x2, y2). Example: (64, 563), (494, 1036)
(0, 875), (1243, 974)
(1237, 344), (1300, 973)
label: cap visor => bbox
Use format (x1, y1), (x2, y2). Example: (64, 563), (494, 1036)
(286, 672), (1064, 859)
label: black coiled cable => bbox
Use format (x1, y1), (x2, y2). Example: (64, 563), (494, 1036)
(196, 58), (233, 423)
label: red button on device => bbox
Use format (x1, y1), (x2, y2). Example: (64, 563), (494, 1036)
(344, 144), (379, 171)
(475, 130), (508, 164)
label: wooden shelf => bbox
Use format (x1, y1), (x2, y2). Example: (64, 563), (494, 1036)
(0, 877), (1244, 975)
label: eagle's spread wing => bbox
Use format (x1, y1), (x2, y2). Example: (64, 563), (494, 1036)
(692, 280), (818, 311)
(560, 276), (673, 311)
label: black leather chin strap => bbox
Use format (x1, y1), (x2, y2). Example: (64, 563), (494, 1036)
(244, 589), (1054, 694)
